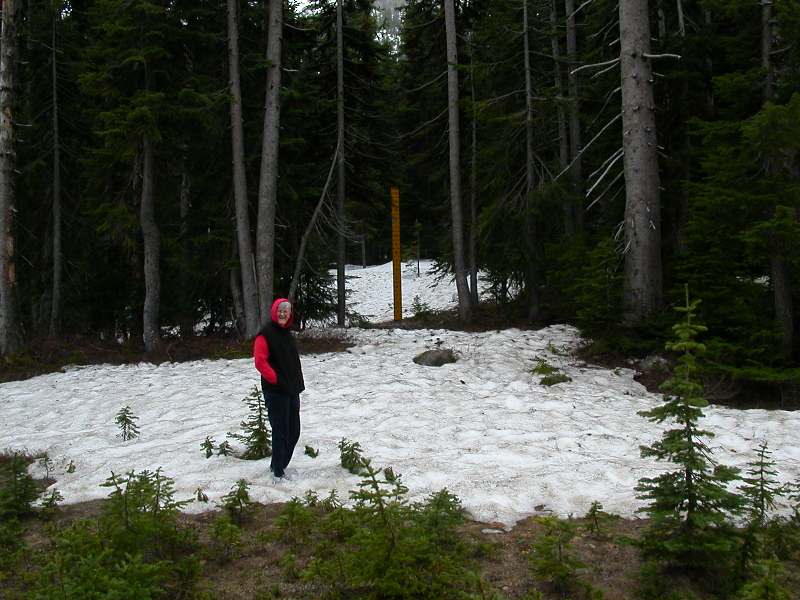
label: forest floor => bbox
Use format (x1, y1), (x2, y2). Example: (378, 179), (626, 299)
(11, 490), (736, 600)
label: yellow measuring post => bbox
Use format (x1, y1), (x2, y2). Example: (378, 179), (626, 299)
(391, 186), (402, 321)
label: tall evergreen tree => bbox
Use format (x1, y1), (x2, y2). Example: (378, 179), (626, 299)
(0, 0), (21, 355)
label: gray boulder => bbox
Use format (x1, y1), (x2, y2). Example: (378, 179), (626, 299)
(413, 349), (457, 367)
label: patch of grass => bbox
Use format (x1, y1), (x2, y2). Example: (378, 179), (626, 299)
(532, 358), (572, 386)
(539, 373), (572, 386)
(532, 358), (559, 376)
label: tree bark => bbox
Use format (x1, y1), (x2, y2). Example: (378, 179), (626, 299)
(469, 53), (478, 306)
(565, 0), (583, 231)
(49, 10), (62, 338)
(523, 0), (540, 320)
(336, 0), (346, 326)
(761, 0), (792, 360)
(256, 0), (283, 317)
(227, 0), (260, 336)
(230, 240), (245, 336)
(140, 137), (160, 352)
(443, 0), (471, 321)
(551, 0), (568, 171)
(179, 163), (192, 339)
(550, 0), (572, 233)
(0, 0), (20, 355)
(620, 0), (663, 322)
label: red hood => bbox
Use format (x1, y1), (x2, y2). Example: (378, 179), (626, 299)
(270, 297), (293, 328)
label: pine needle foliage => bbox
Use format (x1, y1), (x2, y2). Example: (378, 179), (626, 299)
(201, 436), (215, 458)
(738, 442), (788, 579)
(228, 387), (271, 459)
(741, 442), (783, 527)
(302, 456), (489, 600)
(115, 405), (140, 441)
(635, 286), (743, 572)
(339, 437), (366, 475)
(528, 516), (590, 598)
(221, 479), (253, 526)
(0, 452), (39, 520)
(36, 468), (201, 598)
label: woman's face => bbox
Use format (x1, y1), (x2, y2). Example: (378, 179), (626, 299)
(276, 302), (291, 326)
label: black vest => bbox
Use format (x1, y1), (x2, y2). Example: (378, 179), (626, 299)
(259, 323), (305, 396)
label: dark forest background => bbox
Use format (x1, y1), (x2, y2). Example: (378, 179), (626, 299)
(2, 0), (800, 396)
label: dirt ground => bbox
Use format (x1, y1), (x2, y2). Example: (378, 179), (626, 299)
(13, 496), (655, 600)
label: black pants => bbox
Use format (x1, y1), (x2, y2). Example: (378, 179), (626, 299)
(262, 387), (300, 477)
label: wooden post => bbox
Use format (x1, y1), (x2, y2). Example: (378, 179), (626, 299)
(391, 186), (402, 321)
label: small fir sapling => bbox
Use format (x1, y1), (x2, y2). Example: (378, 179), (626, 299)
(738, 441), (786, 576)
(0, 452), (39, 520)
(216, 441), (233, 456)
(528, 516), (586, 597)
(227, 386), (272, 459)
(339, 437), (367, 475)
(201, 436), (215, 458)
(39, 489), (64, 519)
(735, 559), (793, 600)
(195, 487), (208, 502)
(741, 441), (783, 527)
(275, 497), (314, 545)
(304, 445), (319, 458)
(221, 479), (253, 525)
(115, 405), (140, 441)
(210, 514), (242, 564)
(38, 453), (55, 479)
(635, 286), (743, 570)
(66, 460), (76, 473)
(585, 500), (613, 538)
(304, 461), (487, 599)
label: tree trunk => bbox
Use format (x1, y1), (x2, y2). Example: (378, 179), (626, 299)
(256, 0), (283, 317)
(550, 0), (572, 233)
(0, 0), (20, 355)
(550, 0), (568, 171)
(656, 0), (666, 39)
(523, 0), (535, 206)
(761, 0), (792, 360)
(469, 54), (478, 306)
(620, 0), (663, 322)
(443, 0), (471, 321)
(761, 0), (774, 102)
(523, 0), (540, 320)
(230, 240), (245, 336)
(227, 0), (260, 336)
(676, 0), (685, 38)
(140, 137), (160, 352)
(49, 11), (62, 338)
(565, 0), (583, 231)
(179, 163), (192, 339)
(336, 0), (346, 326)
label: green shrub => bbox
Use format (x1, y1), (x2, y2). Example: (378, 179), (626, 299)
(275, 497), (314, 546)
(221, 479), (253, 525)
(303, 458), (491, 599)
(529, 516), (586, 597)
(539, 373), (572, 386)
(0, 452), (39, 520)
(209, 514), (242, 564)
(339, 438), (366, 475)
(36, 468), (201, 599)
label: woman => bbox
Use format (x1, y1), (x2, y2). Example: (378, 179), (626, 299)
(253, 298), (305, 480)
